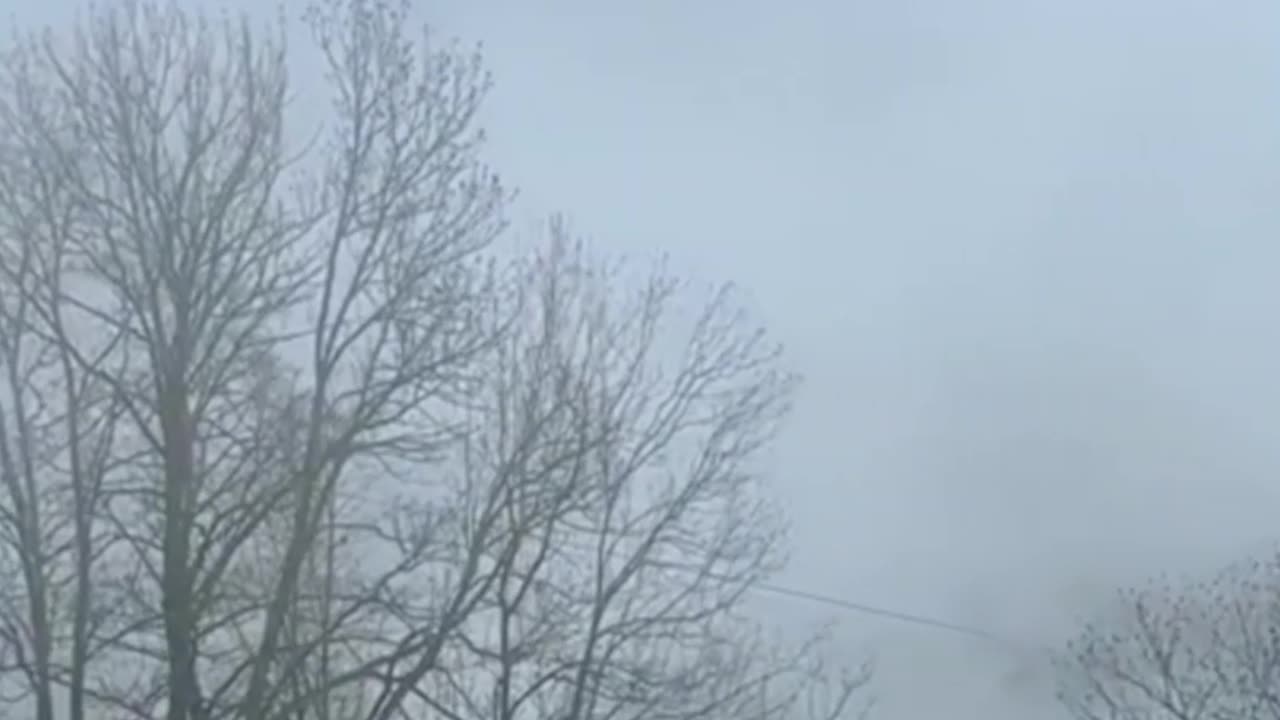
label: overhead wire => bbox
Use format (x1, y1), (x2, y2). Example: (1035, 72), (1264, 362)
(752, 581), (1053, 658)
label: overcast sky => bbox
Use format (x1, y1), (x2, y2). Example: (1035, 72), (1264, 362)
(422, 3), (1280, 717)
(8, 0), (1280, 718)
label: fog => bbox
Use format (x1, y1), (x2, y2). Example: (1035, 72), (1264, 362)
(430, 3), (1280, 717)
(8, 0), (1280, 717)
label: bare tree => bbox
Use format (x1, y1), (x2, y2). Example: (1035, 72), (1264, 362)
(0, 0), (503, 717)
(1056, 553), (1280, 720)
(0, 32), (130, 720)
(0, 2), (871, 720)
(414, 225), (872, 720)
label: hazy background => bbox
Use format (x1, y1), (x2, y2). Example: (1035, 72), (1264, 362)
(8, 0), (1280, 717)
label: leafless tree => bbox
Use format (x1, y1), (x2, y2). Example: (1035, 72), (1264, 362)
(0, 28), (131, 720)
(0, 0), (503, 717)
(0, 2), (871, 720)
(1056, 553), (1280, 720)
(413, 225), (872, 720)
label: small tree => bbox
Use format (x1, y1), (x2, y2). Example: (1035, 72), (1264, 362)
(1056, 553), (1280, 720)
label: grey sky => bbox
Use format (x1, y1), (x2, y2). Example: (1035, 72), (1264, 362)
(423, 3), (1280, 716)
(7, 0), (1280, 718)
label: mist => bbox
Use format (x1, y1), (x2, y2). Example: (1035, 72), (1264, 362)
(426, 2), (1280, 717)
(5, 0), (1279, 718)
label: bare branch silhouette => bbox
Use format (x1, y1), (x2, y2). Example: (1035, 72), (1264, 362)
(1058, 554), (1280, 720)
(0, 3), (870, 720)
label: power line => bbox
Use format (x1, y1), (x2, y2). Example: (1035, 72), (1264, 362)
(753, 581), (1043, 654)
